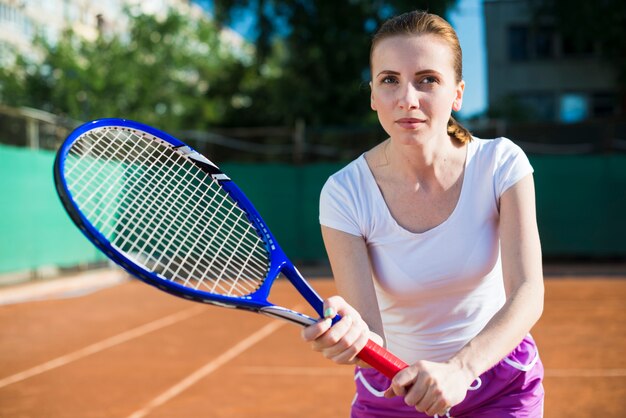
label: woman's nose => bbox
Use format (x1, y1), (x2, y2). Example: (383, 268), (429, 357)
(397, 83), (420, 109)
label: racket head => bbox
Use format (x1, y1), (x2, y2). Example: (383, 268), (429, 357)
(54, 118), (296, 315)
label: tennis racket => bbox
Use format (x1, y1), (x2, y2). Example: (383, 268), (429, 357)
(53, 118), (408, 378)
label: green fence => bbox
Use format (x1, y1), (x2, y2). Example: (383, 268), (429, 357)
(532, 154), (626, 257)
(0, 145), (106, 272)
(1, 144), (624, 273)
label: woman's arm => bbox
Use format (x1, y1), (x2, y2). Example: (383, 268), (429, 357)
(301, 225), (384, 364)
(385, 174), (544, 415)
(322, 225), (385, 341)
(449, 173), (544, 377)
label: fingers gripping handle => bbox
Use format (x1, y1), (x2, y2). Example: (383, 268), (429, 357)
(325, 312), (407, 378)
(358, 339), (408, 379)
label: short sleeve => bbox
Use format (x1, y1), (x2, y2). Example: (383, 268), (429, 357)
(494, 138), (534, 198)
(319, 176), (362, 237)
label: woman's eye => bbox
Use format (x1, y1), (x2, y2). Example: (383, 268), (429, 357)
(420, 76), (438, 84)
(380, 76), (398, 84)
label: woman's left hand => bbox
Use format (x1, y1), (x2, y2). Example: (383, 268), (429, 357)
(383, 359), (475, 416)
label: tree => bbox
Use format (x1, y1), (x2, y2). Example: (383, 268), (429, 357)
(0, 8), (247, 131)
(213, 1), (458, 127)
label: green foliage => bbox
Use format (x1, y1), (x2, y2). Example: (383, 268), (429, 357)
(0, 2), (460, 130)
(0, 9), (247, 131)
(214, 0), (457, 126)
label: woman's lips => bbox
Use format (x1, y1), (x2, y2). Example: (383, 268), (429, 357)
(395, 118), (425, 129)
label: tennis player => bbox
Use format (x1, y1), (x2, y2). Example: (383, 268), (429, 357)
(302, 10), (545, 417)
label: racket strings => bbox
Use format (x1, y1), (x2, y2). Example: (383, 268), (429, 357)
(98, 138), (267, 296)
(64, 127), (270, 297)
(69, 129), (140, 203)
(73, 130), (170, 237)
(70, 132), (266, 296)
(75, 135), (264, 277)
(95, 156), (266, 297)
(90, 143), (269, 293)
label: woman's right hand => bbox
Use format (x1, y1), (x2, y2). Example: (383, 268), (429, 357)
(301, 295), (380, 367)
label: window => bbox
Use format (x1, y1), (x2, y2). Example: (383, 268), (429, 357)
(534, 26), (556, 59)
(591, 92), (617, 118)
(561, 35), (595, 57)
(508, 24), (559, 61)
(508, 26), (529, 61)
(559, 93), (589, 123)
(516, 93), (556, 122)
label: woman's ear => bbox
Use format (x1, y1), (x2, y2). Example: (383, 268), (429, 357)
(370, 81), (377, 111)
(453, 80), (465, 112)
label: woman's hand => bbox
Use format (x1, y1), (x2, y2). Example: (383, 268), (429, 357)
(301, 295), (378, 367)
(383, 359), (474, 416)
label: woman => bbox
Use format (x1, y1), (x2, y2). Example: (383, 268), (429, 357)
(302, 10), (545, 418)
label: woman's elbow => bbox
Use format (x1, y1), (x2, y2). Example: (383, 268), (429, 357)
(530, 279), (545, 325)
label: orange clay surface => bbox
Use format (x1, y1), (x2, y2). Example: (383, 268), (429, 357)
(0, 268), (624, 417)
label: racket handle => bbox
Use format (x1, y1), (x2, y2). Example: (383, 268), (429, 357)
(358, 339), (409, 379)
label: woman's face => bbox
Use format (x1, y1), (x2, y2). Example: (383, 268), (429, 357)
(370, 34), (464, 145)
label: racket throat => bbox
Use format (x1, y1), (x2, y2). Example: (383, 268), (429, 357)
(280, 264), (326, 318)
(259, 306), (317, 326)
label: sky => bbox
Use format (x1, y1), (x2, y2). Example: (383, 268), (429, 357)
(194, 0), (488, 118)
(447, 0), (487, 118)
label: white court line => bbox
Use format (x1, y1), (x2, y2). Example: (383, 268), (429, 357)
(126, 315), (290, 418)
(0, 269), (128, 306)
(0, 305), (205, 389)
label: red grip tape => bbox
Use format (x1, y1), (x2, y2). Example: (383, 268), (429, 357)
(357, 339), (408, 379)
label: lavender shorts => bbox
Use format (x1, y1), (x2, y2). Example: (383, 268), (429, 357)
(351, 335), (544, 417)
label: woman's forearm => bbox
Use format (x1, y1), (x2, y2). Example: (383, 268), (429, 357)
(449, 277), (544, 379)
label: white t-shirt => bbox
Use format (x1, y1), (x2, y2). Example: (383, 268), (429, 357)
(319, 137), (534, 364)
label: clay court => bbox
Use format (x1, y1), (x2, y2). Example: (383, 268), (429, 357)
(0, 267), (624, 418)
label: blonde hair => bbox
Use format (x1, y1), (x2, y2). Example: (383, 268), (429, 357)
(370, 11), (472, 144)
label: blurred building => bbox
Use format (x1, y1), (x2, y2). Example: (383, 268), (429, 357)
(0, 0), (241, 65)
(483, 0), (621, 124)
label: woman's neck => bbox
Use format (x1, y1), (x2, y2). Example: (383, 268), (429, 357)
(385, 134), (464, 189)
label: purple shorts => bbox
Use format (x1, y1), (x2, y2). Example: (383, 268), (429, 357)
(351, 335), (544, 417)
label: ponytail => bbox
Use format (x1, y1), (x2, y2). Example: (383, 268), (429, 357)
(447, 116), (472, 144)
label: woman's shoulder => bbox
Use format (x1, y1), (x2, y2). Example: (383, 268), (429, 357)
(319, 154), (373, 235)
(470, 136), (533, 195)
(470, 136), (527, 161)
(325, 154), (368, 187)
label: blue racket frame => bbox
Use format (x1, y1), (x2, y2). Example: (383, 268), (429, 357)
(54, 118), (325, 326)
